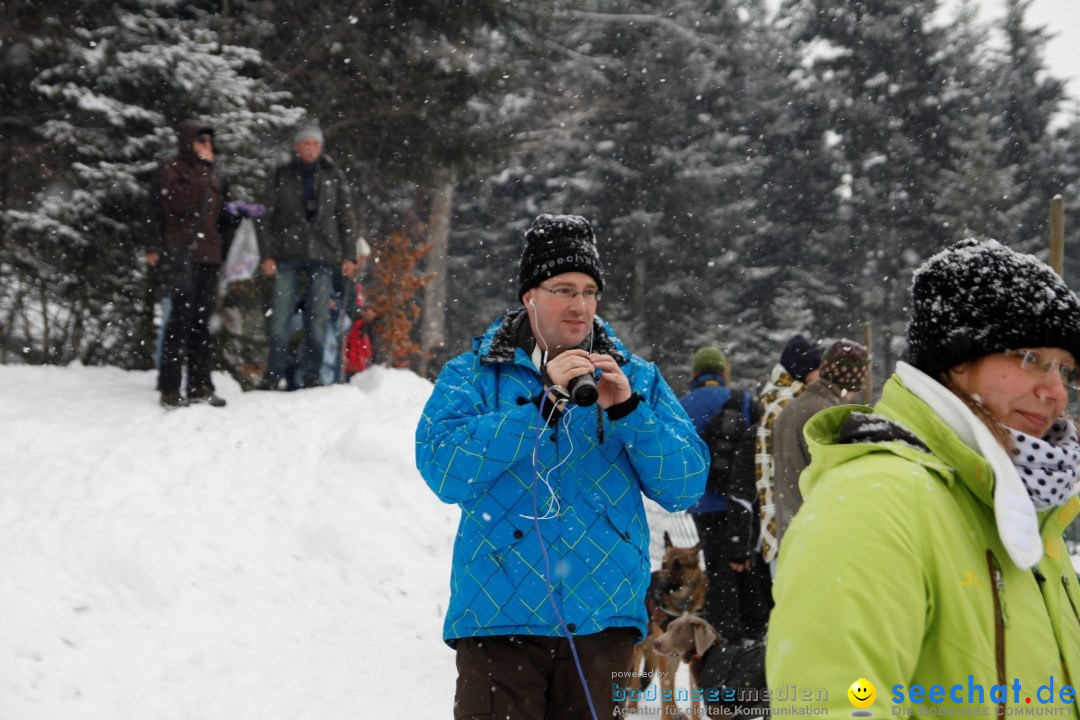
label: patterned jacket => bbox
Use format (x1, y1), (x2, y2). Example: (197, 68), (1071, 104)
(416, 308), (707, 645)
(754, 364), (807, 562)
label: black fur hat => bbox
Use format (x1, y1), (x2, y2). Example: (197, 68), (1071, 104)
(906, 238), (1080, 378)
(518, 214), (604, 301)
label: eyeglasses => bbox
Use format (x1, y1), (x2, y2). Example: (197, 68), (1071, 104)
(537, 285), (601, 303)
(1003, 349), (1078, 390)
(194, 134), (213, 144)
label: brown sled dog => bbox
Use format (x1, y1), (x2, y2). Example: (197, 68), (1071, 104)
(623, 531), (707, 718)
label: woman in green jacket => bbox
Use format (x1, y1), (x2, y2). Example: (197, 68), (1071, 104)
(767, 238), (1080, 717)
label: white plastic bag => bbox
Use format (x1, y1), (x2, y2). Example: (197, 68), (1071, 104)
(223, 218), (260, 283)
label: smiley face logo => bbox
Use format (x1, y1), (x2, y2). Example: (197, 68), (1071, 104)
(848, 678), (876, 709)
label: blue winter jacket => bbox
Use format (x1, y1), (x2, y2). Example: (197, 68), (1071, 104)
(679, 372), (756, 514)
(680, 372), (736, 433)
(416, 309), (708, 646)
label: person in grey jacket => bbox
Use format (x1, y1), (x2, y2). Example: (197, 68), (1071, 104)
(257, 122), (358, 389)
(771, 339), (870, 551)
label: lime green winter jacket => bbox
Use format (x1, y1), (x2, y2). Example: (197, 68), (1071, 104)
(766, 373), (1080, 717)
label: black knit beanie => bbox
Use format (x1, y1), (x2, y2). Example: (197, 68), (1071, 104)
(906, 238), (1080, 379)
(780, 334), (824, 381)
(518, 214), (604, 301)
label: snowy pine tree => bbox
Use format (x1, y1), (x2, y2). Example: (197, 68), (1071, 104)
(932, 0), (1035, 243)
(485, 0), (791, 381)
(1, 2), (303, 367)
(990, 0), (1073, 255)
(779, 0), (965, 376)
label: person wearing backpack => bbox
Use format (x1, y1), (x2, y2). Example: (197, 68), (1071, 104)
(679, 347), (765, 643)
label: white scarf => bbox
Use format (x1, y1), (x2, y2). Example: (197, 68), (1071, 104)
(895, 362), (1043, 569)
(1007, 420), (1080, 510)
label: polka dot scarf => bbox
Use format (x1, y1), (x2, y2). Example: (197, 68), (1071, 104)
(1008, 419), (1080, 509)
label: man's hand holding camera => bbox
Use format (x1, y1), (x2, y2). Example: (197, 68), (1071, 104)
(545, 349), (631, 410)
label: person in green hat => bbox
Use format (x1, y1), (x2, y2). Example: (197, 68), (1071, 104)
(679, 346), (769, 643)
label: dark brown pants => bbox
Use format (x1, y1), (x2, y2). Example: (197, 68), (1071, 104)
(453, 628), (635, 720)
(159, 262), (219, 394)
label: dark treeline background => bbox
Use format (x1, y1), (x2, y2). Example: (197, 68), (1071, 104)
(3, 0), (1079, 393)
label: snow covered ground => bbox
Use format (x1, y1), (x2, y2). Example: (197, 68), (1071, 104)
(2, 364), (456, 719)
(0, 363), (693, 720)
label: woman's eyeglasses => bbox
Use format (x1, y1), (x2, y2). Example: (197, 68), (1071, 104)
(1003, 349), (1079, 390)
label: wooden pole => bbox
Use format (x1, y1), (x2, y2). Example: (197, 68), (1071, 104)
(1049, 194), (1065, 277)
(419, 172), (455, 377)
(862, 321), (874, 406)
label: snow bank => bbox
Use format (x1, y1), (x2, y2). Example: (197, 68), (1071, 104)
(0, 364), (458, 720)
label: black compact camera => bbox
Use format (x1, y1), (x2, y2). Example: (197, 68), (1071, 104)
(568, 372), (599, 407)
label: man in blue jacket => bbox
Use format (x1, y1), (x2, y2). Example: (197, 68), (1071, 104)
(416, 214), (708, 720)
